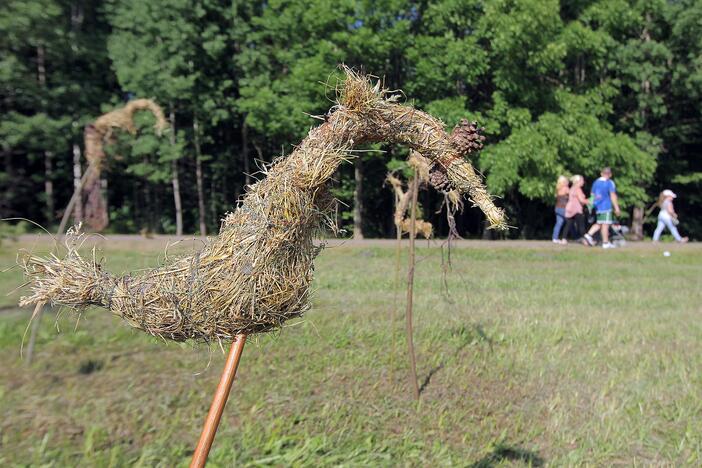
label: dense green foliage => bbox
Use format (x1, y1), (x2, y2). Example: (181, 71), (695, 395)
(1, 0), (700, 238)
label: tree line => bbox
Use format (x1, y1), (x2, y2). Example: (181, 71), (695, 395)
(1, 0), (700, 239)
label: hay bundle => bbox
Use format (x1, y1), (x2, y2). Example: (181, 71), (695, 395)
(19, 69), (505, 343)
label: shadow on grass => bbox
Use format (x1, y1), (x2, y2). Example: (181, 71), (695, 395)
(471, 444), (544, 467)
(419, 323), (493, 395)
(418, 362), (444, 394)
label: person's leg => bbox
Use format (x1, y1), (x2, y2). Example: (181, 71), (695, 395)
(662, 217), (683, 242)
(562, 217), (574, 240)
(575, 213), (585, 238)
(583, 223), (599, 246)
(553, 208), (565, 241)
(601, 223), (610, 244)
(652, 218), (666, 241)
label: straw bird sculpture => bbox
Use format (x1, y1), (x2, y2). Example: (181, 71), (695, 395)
(19, 70), (505, 343)
(77, 99), (168, 232)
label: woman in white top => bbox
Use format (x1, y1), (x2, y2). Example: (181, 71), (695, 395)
(652, 189), (688, 243)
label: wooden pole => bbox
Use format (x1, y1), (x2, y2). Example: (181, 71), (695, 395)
(57, 165), (94, 238)
(190, 334), (247, 468)
(405, 175), (420, 400)
(391, 212), (401, 375)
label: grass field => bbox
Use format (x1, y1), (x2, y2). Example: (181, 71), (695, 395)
(1, 238), (701, 466)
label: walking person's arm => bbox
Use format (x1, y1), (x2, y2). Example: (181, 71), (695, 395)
(610, 191), (620, 217)
(577, 188), (587, 205)
(667, 201), (677, 219)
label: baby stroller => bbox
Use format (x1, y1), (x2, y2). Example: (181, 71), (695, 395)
(610, 223), (628, 247)
(590, 222), (628, 247)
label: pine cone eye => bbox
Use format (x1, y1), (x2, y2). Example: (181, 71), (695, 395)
(428, 164), (454, 193)
(450, 119), (486, 156)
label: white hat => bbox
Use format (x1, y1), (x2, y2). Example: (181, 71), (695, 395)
(662, 189), (677, 198)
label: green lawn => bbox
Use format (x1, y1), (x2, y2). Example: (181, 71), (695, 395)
(1, 239), (701, 466)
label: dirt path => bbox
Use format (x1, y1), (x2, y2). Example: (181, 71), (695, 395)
(12, 233), (698, 251)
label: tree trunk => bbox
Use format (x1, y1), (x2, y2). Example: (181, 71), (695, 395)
(36, 44), (46, 87)
(69, 2), (84, 231)
(1, 144), (12, 217)
(194, 117), (206, 236)
(72, 144), (83, 224)
(210, 171), (218, 229)
(242, 119), (251, 187)
(44, 151), (54, 223)
(482, 219), (493, 240)
(633, 207), (644, 240)
(144, 155), (154, 232)
(37, 44), (55, 224)
(172, 162), (183, 235)
(353, 157), (364, 239)
(169, 110), (183, 236)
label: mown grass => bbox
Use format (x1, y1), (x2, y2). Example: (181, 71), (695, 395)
(0, 239), (700, 466)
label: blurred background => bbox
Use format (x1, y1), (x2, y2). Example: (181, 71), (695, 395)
(1, 0), (700, 239)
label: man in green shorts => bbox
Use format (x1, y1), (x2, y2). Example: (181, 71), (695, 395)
(583, 167), (621, 249)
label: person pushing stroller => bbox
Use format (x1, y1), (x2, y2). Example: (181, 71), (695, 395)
(582, 167), (620, 249)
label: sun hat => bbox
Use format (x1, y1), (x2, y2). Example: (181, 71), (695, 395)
(662, 189), (677, 198)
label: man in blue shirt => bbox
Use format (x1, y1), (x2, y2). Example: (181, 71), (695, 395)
(583, 167), (621, 248)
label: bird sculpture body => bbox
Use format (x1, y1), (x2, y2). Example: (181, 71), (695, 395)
(20, 70), (505, 343)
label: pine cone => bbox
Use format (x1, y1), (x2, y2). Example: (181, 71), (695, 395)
(450, 119), (486, 156)
(428, 164), (454, 193)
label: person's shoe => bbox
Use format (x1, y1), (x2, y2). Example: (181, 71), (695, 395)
(679, 237), (689, 243)
(602, 242), (616, 249)
(583, 234), (595, 246)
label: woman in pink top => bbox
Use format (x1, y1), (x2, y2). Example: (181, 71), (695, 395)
(562, 175), (588, 242)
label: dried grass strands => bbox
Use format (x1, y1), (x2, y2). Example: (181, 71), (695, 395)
(19, 69), (505, 343)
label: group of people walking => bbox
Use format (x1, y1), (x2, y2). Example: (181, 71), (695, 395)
(552, 167), (688, 247)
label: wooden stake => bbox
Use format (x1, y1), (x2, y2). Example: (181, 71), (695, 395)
(390, 213), (401, 375)
(405, 175), (420, 400)
(190, 334), (247, 468)
(56, 165), (94, 238)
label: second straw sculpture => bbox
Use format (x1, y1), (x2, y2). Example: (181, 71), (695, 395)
(18, 69), (506, 344)
(57, 99), (168, 234)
